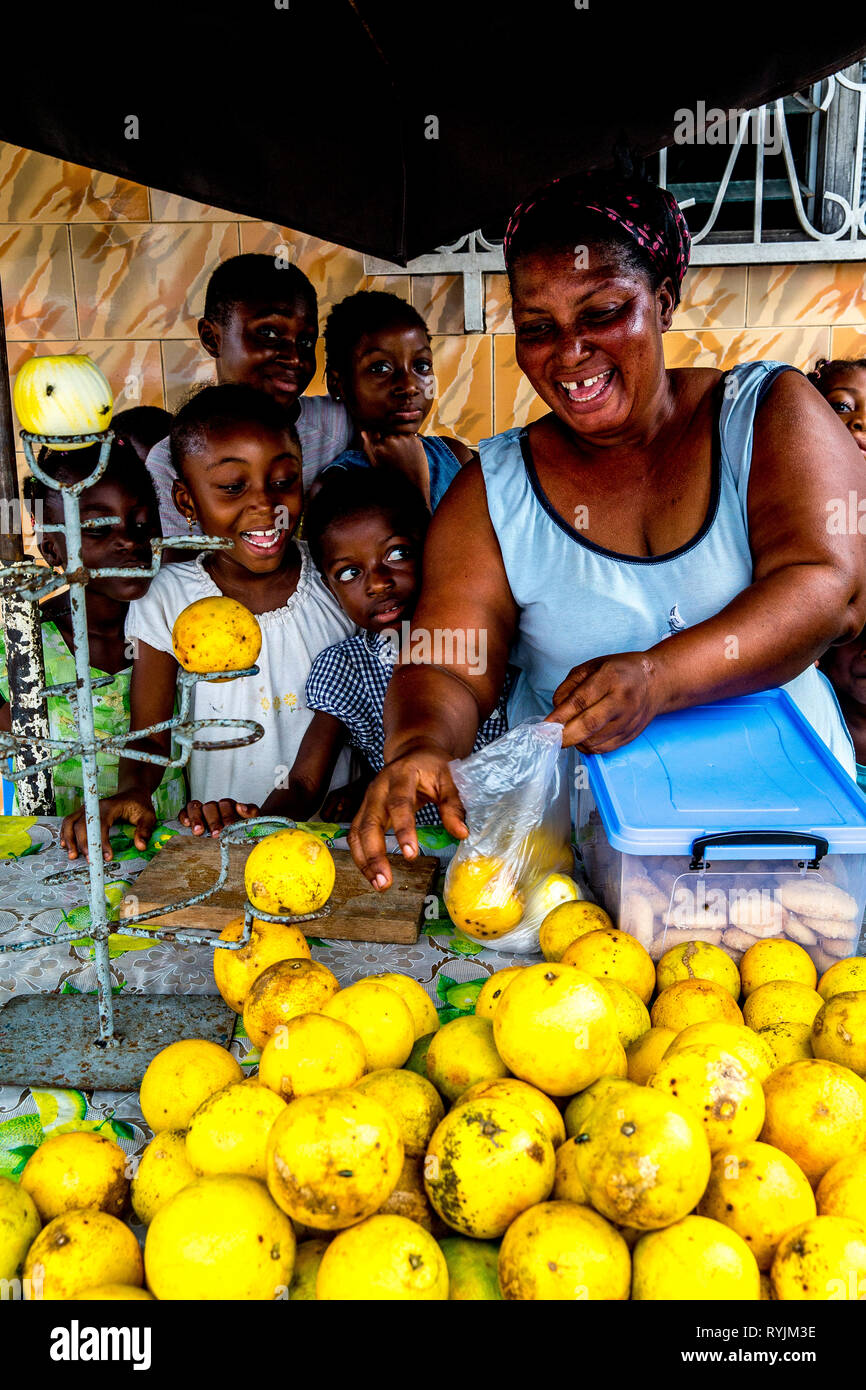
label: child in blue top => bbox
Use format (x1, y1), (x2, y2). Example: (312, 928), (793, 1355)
(320, 291), (474, 509)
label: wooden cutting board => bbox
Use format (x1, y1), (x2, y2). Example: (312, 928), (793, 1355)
(118, 834), (439, 944)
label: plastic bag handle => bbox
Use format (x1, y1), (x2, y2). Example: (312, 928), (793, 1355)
(689, 830), (829, 871)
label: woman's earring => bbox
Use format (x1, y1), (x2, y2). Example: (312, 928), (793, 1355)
(187, 515), (196, 534)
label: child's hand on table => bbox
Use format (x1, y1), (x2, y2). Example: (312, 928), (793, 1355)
(60, 791), (157, 862)
(179, 798), (260, 836)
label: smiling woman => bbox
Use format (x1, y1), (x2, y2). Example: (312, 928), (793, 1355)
(348, 167), (866, 888)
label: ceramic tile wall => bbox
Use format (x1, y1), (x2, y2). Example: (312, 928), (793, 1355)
(2, 140), (865, 511)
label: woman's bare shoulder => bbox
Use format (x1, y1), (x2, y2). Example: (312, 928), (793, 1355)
(668, 366), (725, 405)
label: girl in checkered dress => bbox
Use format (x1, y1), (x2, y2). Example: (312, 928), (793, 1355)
(236, 468), (509, 825)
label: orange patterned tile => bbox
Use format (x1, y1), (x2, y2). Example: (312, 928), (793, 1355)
(239, 223), (366, 321)
(673, 266), (747, 330)
(485, 274), (513, 334)
(71, 223), (240, 339)
(149, 190), (254, 221)
(161, 341), (218, 413)
(663, 326), (831, 371)
(0, 143), (148, 222)
(412, 275), (464, 334)
(364, 276), (411, 300)
(0, 225), (76, 340)
(493, 336), (547, 435)
(308, 339), (329, 396)
(425, 336), (492, 447)
(7, 340), (166, 436)
(829, 326), (866, 362)
(747, 264), (866, 327)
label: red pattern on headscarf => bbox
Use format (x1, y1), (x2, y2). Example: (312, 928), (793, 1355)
(504, 171), (692, 297)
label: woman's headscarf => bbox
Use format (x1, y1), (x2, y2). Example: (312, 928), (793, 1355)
(503, 170), (692, 303)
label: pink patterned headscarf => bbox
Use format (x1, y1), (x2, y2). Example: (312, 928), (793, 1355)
(504, 170), (692, 301)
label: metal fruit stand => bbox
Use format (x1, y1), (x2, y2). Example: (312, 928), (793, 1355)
(0, 421), (330, 1090)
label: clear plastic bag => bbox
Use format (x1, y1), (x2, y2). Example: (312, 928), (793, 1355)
(443, 718), (581, 953)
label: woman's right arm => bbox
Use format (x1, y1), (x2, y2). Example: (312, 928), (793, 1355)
(60, 641), (179, 860)
(349, 461), (518, 887)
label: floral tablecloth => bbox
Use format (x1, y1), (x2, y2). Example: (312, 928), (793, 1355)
(0, 816), (543, 1201)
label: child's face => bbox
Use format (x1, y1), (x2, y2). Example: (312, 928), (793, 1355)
(822, 630), (866, 708)
(823, 368), (866, 455)
(200, 297), (318, 411)
(41, 476), (159, 603)
(172, 424), (303, 573)
(320, 510), (422, 631)
(335, 325), (434, 436)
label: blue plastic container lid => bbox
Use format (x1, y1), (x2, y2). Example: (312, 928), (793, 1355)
(582, 688), (866, 858)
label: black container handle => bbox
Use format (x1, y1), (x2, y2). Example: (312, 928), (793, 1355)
(689, 830), (829, 872)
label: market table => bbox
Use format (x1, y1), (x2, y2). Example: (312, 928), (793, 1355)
(0, 816), (541, 1199)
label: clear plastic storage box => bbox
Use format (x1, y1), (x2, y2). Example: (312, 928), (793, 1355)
(575, 690), (866, 974)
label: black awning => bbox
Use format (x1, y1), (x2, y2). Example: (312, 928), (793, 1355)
(0, 2), (864, 261)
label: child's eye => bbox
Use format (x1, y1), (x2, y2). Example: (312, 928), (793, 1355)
(218, 483), (246, 494)
(335, 565), (361, 584)
(274, 477), (300, 491)
(386, 545), (413, 562)
(369, 361), (392, 375)
(832, 400), (853, 414)
(414, 360), (434, 375)
(297, 336), (316, 353)
(258, 326), (278, 339)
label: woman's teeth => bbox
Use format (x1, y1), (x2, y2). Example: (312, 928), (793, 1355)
(558, 370), (613, 402)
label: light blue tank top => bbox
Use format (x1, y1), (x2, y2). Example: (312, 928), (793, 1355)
(323, 435), (461, 510)
(479, 360), (855, 774)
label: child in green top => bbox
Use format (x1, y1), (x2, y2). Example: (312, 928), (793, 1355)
(0, 439), (187, 819)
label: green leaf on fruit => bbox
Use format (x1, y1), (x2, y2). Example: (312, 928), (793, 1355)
(449, 933), (485, 957)
(1, 1145), (37, 1178)
(422, 919), (453, 938)
(434, 1007), (463, 1025)
(443, 980), (484, 1011)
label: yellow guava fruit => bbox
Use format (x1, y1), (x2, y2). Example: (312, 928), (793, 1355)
(213, 915), (311, 1014)
(244, 828), (335, 918)
(443, 855), (524, 940)
(172, 596), (262, 679)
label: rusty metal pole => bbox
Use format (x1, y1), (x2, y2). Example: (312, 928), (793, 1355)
(0, 270), (54, 815)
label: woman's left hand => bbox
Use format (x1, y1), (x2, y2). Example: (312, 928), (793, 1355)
(547, 652), (668, 753)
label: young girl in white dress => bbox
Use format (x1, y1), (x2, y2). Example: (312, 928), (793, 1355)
(60, 384), (354, 860)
